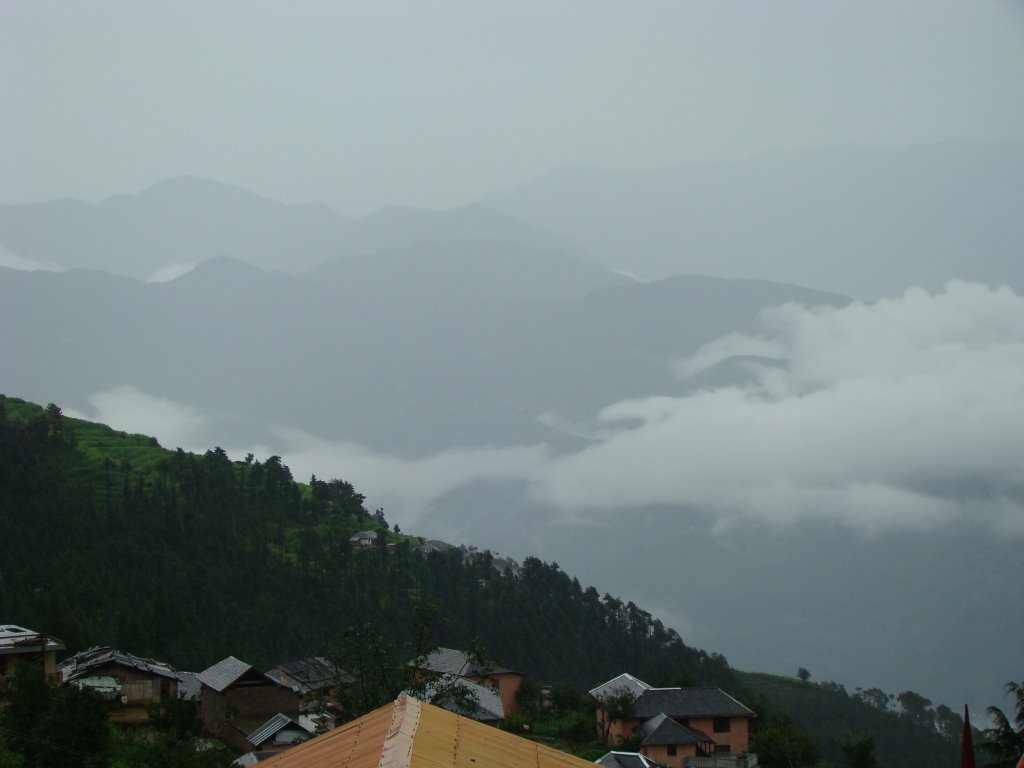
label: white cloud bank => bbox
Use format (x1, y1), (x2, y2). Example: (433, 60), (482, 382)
(70, 282), (1024, 538)
(65, 385), (208, 452)
(532, 282), (1024, 537)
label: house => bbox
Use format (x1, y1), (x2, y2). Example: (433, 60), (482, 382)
(268, 656), (353, 702)
(591, 673), (756, 768)
(414, 647), (523, 719)
(412, 675), (505, 724)
(349, 530), (378, 548)
(414, 539), (448, 555)
(0, 624), (65, 683)
(198, 655), (301, 753)
(254, 695), (602, 768)
(58, 646), (180, 712)
(246, 712), (313, 751)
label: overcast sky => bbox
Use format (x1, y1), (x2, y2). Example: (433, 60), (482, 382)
(3, 0), (1024, 214)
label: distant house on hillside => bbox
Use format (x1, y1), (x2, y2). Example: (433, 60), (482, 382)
(268, 656), (353, 702)
(591, 673), (756, 768)
(198, 656), (301, 753)
(597, 752), (670, 768)
(0, 624), (65, 683)
(58, 646), (180, 711)
(349, 530), (378, 548)
(412, 647), (523, 720)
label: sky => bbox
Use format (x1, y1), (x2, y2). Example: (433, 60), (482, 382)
(3, 0), (1024, 214)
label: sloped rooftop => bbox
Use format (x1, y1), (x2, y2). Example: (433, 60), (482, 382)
(58, 646), (179, 682)
(259, 695), (596, 768)
(268, 657), (353, 694)
(589, 672), (653, 701)
(597, 752), (669, 768)
(0, 625), (65, 654)
(199, 656), (262, 693)
(417, 647), (517, 676)
(633, 687), (755, 719)
(637, 713), (713, 746)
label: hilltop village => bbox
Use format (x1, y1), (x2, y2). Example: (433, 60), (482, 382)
(2, 623), (758, 768)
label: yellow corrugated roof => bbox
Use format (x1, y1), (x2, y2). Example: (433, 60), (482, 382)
(259, 696), (598, 768)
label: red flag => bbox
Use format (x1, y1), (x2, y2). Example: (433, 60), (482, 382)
(962, 704), (976, 768)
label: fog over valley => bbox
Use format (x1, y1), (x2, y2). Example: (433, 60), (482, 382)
(3, 0), (1023, 734)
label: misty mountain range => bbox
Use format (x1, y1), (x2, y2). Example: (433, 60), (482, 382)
(2, 141), (1021, 718)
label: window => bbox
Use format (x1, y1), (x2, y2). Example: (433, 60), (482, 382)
(713, 717), (731, 733)
(668, 745), (677, 757)
(714, 745), (732, 753)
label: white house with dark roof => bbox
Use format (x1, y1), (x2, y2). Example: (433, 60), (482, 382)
(590, 674), (756, 768)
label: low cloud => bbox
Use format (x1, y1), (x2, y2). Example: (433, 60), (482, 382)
(145, 262), (197, 283)
(263, 426), (548, 525)
(531, 282), (1024, 537)
(68, 282), (1024, 538)
(0, 245), (64, 273)
(65, 385), (208, 452)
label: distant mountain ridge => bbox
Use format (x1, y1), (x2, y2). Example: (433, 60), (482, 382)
(487, 141), (1024, 298)
(0, 175), (572, 279)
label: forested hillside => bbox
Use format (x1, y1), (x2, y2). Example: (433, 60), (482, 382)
(0, 394), (729, 688)
(0, 395), (966, 768)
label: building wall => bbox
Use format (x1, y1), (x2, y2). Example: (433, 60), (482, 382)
(685, 716), (750, 753)
(0, 650), (58, 683)
(200, 683), (301, 737)
(643, 742), (699, 768)
(597, 714), (751, 753)
(77, 663), (178, 705)
(468, 672), (522, 717)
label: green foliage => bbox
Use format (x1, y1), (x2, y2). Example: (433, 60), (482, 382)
(737, 671), (959, 768)
(841, 734), (880, 768)
(0, 395), (730, 691)
(982, 680), (1024, 768)
(0, 666), (110, 768)
(750, 719), (821, 768)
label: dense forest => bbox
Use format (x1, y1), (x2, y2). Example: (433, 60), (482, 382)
(0, 395), (972, 768)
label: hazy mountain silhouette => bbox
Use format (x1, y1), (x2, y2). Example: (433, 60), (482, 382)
(0, 176), (570, 279)
(487, 141), (1024, 298)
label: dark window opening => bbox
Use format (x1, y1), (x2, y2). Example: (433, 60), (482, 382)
(713, 717), (731, 733)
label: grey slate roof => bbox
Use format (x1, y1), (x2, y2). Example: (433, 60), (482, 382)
(198, 656), (257, 693)
(0, 625), (65, 655)
(416, 677), (505, 722)
(417, 647), (517, 676)
(637, 713), (713, 746)
(632, 687), (756, 719)
(247, 713), (312, 747)
(596, 752), (668, 768)
(589, 673), (653, 701)
(268, 657), (353, 694)
(58, 646), (179, 683)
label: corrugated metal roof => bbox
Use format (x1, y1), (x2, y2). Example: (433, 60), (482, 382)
(414, 676), (504, 722)
(247, 713), (312, 748)
(268, 657), (353, 694)
(258, 695), (600, 768)
(597, 752), (669, 768)
(417, 647), (517, 676)
(589, 673), (653, 701)
(0, 624), (65, 654)
(198, 656), (255, 693)
(58, 646), (179, 683)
